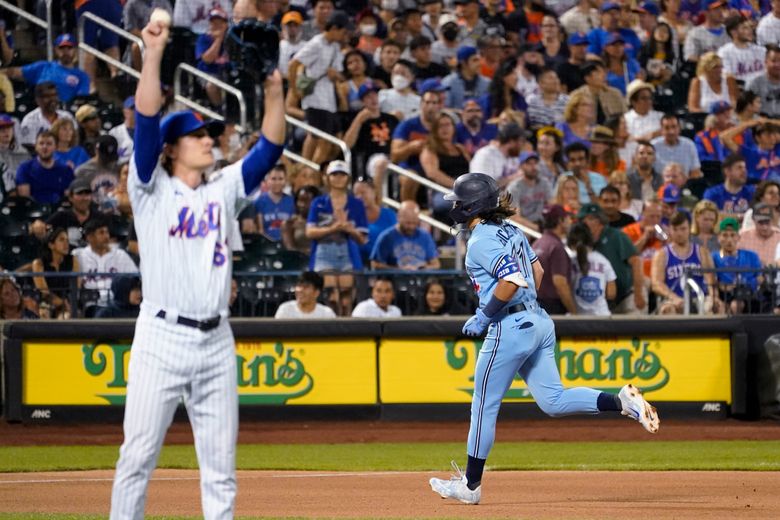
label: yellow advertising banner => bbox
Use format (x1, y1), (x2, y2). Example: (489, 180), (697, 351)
(380, 336), (732, 403)
(22, 339), (377, 406)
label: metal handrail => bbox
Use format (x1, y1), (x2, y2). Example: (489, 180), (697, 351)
(386, 162), (448, 195)
(283, 149), (319, 170)
(0, 0), (52, 61)
(285, 115), (351, 166)
(77, 11), (143, 71)
(174, 63), (248, 133)
(682, 272), (705, 316)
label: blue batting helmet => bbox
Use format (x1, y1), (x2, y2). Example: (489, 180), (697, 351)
(444, 172), (500, 224)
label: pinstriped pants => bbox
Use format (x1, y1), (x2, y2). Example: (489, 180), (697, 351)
(110, 313), (238, 520)
(467, 307), (601, 460)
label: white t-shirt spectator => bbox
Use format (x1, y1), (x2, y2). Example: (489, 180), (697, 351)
(571, 250), (616, 316)
(292, 34), (343, 112)
(279, 39), (306, 78)
(378, 89), (421, 120)
(470, 143), (519, 183)
(717, 43), (766, 83)
(624, 109), (663, 140)
(74, 245), (139, 306)
(757, 12), (780, 46)
(19, 108), (75, 147)
(173, 0), (232, 34)
(274, 300), (337, 319)
(351, 298), (402, 318)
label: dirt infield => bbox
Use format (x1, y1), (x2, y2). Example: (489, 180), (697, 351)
(2, 417), (780, 445)
(1, 468), (778, 519)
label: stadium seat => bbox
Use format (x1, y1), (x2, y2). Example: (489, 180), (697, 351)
(267, 250), (308, 271)
(679, 112), (708, 140)
(701, 160), (724, 186)
(109, 214), (131, 242)
(161, 27), (197, 88)
(0, 235), (40, 271)
(68, 93), (100, 114)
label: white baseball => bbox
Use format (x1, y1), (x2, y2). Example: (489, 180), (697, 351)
(149, 8), (172, 28)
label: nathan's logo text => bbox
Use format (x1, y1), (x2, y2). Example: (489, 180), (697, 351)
(446, 337), (670, 398)
(82, 341), (313, 405)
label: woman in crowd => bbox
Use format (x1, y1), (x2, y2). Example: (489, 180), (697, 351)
(421, 111), (471, 215)
(0, 115), (29, 200)
(337, 50), (372, 123)
(353, 177), (396, 264)
(418, 278), (456, 316)
(31, 227), (79, 319)
(480, 57), (527, 119)
(742, 181), (780, 232)
(51, 118), (90, 170)
(658, 0), (691, 45)
(553, 173), (581, 215)
(0, 277), (38, 320)
(306, 160), (368, 316)
(734, 91), (761, 148)
(568, 223), (616, 316)
(637, 22), (678, 86)
(282, 185), (320, 256)
(609, 170), (644, 219)
(535, 126), (566, 184)
(525, 68), (569, 130)
(604, 114), (636, 169)
(556, 90), (594, 148)
(690, 200), (720, 252)
(687, 52), (738, 113)
(589, 126), (625, 177)
(602, 34), (642, 96)
(539, 15), (568, 69)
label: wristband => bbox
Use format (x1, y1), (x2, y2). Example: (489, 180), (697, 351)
(482, 294), (508, 318)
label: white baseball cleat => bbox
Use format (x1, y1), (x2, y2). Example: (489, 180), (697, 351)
(429, 461), (481, 505)
(619, 383), (660, 434)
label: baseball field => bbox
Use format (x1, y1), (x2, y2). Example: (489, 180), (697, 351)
(1, 417), (780, 519)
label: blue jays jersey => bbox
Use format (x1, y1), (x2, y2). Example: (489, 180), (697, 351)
(465, 221), (538, 308)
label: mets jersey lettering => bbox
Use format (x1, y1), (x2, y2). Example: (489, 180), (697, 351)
(169, 203), (222, 239)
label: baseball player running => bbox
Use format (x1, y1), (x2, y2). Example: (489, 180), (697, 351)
(429, 173), (659, 505)
(109, 18), (284, 520)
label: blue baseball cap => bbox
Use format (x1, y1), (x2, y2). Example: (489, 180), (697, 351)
(600, 1), (620, 11)
(605, 33), (625, 46)
(357, 82), (380, 99)
(709, 100), (732, 114)
(55, 33), (76, 47)
(419, 78), (449, 95)
(159, 111), (225, 145)
(567, 33), (589, 46)
(123, 96), (135, 109)
(662, 184), (681, 204)
(634, 1), (660, 15)
(519, 151), (539, 164)
(457, 46), (478, 63)
(0, 114), (13, 128)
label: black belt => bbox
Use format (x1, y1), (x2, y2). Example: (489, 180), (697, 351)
(156, 310), (221, 331)
(505, 303), (529, 314)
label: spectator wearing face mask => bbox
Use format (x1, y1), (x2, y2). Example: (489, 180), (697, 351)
(355, 9), (383, 56)
(378, 60), (421, 121)
(431, 14), (461, 68)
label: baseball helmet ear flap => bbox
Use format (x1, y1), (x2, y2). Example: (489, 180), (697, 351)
(445, 172), (500, 224)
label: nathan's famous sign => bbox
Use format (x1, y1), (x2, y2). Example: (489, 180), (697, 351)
(22, 340), (376, 406)
(379, 336), (731, 403)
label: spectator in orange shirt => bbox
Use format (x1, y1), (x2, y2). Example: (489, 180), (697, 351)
(622, 198), (665, 278)
(589, 125), (626, 177)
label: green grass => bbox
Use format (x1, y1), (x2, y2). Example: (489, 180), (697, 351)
(1, 440), (779, 473)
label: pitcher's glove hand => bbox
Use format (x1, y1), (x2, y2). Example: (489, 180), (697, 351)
(463, 308), (490, 337)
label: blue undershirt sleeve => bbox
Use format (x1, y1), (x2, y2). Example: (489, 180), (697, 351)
(241, 135), (284, 195)
(133, 111), (162, 183)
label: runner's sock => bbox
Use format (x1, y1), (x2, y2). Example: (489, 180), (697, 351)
(466, 455), (485, 490)
(597, 392), (622, 412)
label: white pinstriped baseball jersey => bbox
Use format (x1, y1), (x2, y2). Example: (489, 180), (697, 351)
(128, 157), (246, 320)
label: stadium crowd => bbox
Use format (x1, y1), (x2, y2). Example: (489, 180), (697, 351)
(1, 0), (780, 320)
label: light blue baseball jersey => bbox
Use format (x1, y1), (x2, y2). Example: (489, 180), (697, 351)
(465, 220), (538, 308)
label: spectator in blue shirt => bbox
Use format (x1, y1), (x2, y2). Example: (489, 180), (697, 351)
(370, 200), (440, 270)
(353, 177), (397, 264)
(711, 216), (763, 314)
(455, 98), (497, 156)
(441, 46), (490, 110)
(695, 101), (733, 162)
(721, 119), (780, 183)
(2, 33), (90, 103)
(254, 164), (294, 242)
(703, 152), (756, 221)
(15, 130), (74, 204)
(195, 8), (231, 106)
(51, 118), (90, 170)
(602, 33), (641, 95)
(587, 2), (642, 60)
